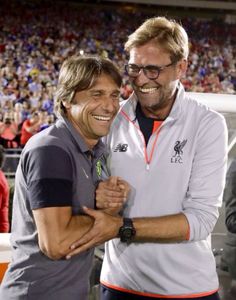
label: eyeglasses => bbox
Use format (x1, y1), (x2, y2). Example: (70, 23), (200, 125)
(125, 62), (176, 80)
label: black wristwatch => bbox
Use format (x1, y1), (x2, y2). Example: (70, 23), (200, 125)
(118, 218), (136, 242)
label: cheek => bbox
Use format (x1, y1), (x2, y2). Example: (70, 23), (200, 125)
(114, 100), (120, 111)
(70, 104), (86, 121)
(159, 75), (174, 88)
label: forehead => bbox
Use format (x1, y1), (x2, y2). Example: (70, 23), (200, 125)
(88, 73), (120, 91)
(129, 42), (171, 65)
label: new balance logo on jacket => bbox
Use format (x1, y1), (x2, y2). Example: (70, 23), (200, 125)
(114, 143), (128, 152)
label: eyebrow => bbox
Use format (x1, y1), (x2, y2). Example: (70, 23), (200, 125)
(89, 88), (120, 93)
(128, 63), (169, 69)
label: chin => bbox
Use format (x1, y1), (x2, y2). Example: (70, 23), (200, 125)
(96, 129), (110, 138)
(141, 98), (161, 108)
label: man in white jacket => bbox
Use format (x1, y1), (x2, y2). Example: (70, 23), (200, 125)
(68, 17), (228, 300)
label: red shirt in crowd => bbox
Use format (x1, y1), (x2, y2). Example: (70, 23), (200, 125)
(0, 169), (10, 233)
(20, 118), (40, 147)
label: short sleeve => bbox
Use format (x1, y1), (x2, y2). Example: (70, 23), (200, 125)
(22, 145), (73, 209)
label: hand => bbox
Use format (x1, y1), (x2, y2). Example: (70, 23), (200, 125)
(96, 176), (130, 209)
(66, 206), (122, 259)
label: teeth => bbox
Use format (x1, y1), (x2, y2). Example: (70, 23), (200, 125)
(139, 87), (157, 94)
(92, 115), (111, 121)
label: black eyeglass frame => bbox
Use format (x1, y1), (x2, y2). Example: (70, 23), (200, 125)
(125, 61), (176, 80)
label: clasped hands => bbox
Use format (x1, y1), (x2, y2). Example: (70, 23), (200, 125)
(66, 176), (130, 259)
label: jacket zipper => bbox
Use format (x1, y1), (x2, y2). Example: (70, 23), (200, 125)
(121, 110), (163, 171)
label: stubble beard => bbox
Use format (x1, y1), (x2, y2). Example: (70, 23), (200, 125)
(139, 85), (176, 118)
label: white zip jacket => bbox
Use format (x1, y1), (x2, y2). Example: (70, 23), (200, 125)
(100, 84), (228, 298)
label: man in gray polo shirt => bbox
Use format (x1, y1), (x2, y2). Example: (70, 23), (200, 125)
(0, 55), (127, 300)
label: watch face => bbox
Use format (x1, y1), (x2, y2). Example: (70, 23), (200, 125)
(120, 228), (133, 242)
(122, 229), (133, 239)
(119, 219), (136, 242)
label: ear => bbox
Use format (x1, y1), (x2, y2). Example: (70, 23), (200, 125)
(176, 59), (188, 79)
(62, 101), (71, 110)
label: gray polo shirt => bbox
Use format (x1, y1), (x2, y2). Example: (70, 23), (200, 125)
(0, 116), (106, 300)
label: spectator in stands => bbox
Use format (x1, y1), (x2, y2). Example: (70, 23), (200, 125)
(0, 145), (10, 233)
(21, 100), (31, 121)
(12, 102), (23, 146)
(40, 90), (53, 113)
(39, 113), (56, 131)
(20, 111), (42, 147)
(13, 103), (23, 127)
(0, 55), (128, 300)
(0, 112), (18, 148)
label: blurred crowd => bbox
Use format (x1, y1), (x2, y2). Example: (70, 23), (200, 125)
(0, 0), (235, 148)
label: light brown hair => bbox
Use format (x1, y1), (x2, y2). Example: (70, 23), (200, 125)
(54, 55), (122, 116)
(125, 17), (189, 63)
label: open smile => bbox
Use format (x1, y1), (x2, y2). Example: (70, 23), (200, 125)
(92, 115), (112, 121)
(139, 87), (160, 94)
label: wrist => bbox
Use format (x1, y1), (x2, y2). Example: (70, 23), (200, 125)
(115, 216), (123, 237)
